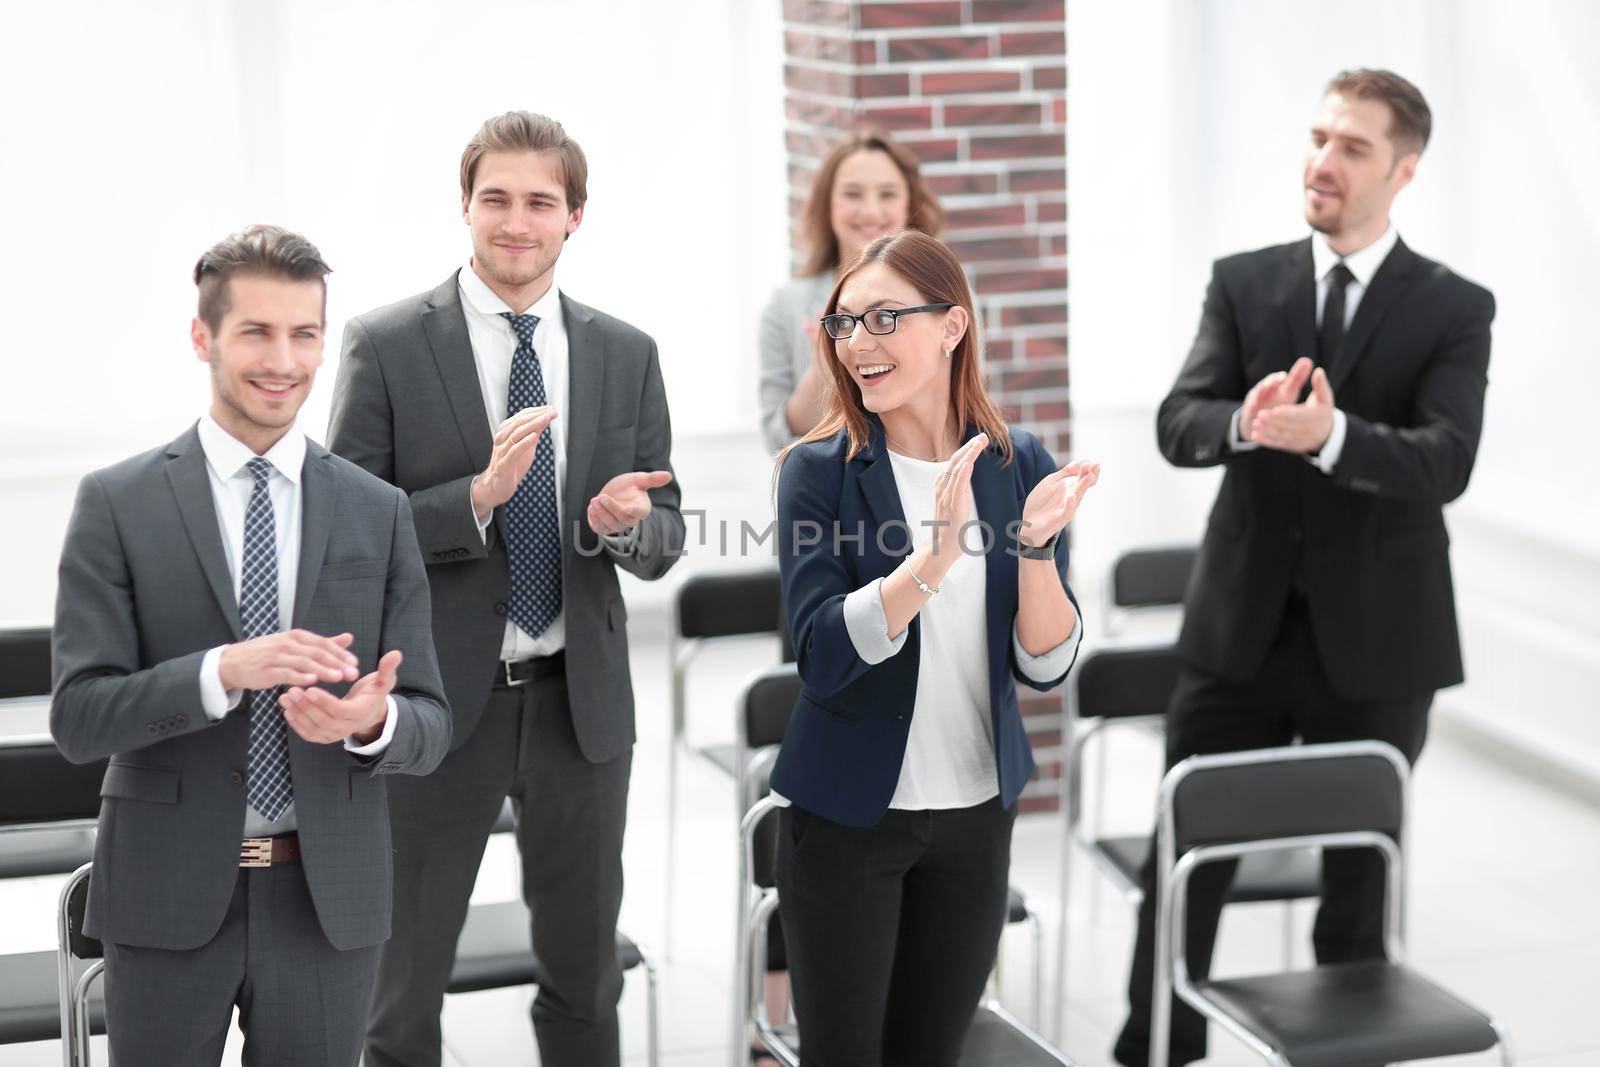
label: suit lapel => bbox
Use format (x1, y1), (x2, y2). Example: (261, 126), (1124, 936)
(1331, 238), (1419, 393)
(164, 426), (244, 641)
(856, 421), (906, 540)
(1282, 239), (1318, 371)
(561, 293), (605, 548)
(291, 443), (340, 628)
(421, 272), (494, 475)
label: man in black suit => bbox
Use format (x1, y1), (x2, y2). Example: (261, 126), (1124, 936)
(1113, 69), (1495, 1066)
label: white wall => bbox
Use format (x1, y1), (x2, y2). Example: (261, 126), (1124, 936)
(0, 0), (789, 623)
(1068, 0), (1600, 789)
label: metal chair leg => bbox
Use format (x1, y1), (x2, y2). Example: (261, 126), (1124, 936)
(1026, 906), (1044, 1032)
(635, 942), (661, 1067)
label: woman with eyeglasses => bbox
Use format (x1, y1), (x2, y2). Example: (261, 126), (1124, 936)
(771, 229), (1098, 1064)
(758, 131), (945, 454)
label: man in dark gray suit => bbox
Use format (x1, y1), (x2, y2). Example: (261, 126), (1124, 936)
(328, 111), (684, 1066)
(50, 224), (451, 1066)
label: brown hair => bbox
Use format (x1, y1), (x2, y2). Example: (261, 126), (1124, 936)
(193, 224), (331, 332)
(1325, 68), (1432, 159)
(460, 111), (589, 209)
(798, 131), (945, 277)
(779, 230), (1012, 472)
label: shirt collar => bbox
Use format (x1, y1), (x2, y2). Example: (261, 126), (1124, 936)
(1311, 224), (1399, 289)
(197, 413), (306, 485)
(458, 261), (562, 325)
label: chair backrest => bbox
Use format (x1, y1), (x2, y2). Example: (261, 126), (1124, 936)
(0, 740), (106, 827)
(0, 627), (52, 701)
(673, 569), (785, 640)
(742, 665), (801, 751)
(1164, 741), (1407, 856)
(1111, 548), (1196, 609)
(1071, 644), (1185, 722)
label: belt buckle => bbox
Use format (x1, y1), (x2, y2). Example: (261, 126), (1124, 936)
(240, 837), (273, 869)
(502, 659), (531, 688)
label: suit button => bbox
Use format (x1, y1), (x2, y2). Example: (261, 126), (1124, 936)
(146, 723), (159, 734)
(494, 601), (508, 617)
(175, 714), (188, 727)
(230, 771), (244, 785)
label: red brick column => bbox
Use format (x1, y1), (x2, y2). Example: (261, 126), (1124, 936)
(782, 0), (1069, 812)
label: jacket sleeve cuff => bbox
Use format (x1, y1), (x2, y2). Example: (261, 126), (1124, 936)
(842, 577), (909, 665)
(199, 645), (243, 721)
(1012, 613), (1082, 683)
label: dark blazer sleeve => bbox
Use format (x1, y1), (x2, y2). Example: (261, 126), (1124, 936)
(1010, 434), (1082, 693)
(607, 336), (684, 580)
(1157, 261), (1250, 469)
(50, 473), (213, 764)
(776, 446), (881, 699)
(366, 489), (451, 775)
(1332, 286), (1495, 503)
(329, 316), (492, 563)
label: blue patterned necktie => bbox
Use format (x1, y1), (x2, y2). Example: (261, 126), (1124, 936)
(500, 312), (562, 639)
(241, 457), (293, 822)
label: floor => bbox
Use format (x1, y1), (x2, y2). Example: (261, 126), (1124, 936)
(3, 626), (1597, 1066)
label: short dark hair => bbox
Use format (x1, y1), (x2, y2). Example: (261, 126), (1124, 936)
(193, 224), (332, 332)
(460, 111), (588, 209)
(1325, 68), (1432, 159)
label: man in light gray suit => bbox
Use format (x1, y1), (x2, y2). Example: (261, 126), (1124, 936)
(50, 225), (451, 1066)
(328, 111), (684, 1066)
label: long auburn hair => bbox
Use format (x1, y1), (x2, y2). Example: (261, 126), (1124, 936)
(797, 132), (945, 278)
(778, 230), (1013, 475)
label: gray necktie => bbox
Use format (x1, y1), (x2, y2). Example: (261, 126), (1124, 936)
(241, 457), (292, 822)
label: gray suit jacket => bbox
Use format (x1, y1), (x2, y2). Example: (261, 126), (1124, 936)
(327, 272), (684, 763)
(50, 427), (451, 951)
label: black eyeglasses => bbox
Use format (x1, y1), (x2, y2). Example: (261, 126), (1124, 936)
(819, 302), (954, 340)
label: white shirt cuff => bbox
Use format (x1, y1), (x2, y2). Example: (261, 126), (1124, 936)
(472, 489), (492, 544)
(344, 696), (399, 756)
(1013, 612), (1083, 683)
(1228, 408), (1260, 452)
(199, 645), (244, 720)
(842, 577), (909, 665)
(1309, 408), (1348, 474)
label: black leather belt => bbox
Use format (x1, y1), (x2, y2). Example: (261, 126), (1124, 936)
(497, 651), (565, 688)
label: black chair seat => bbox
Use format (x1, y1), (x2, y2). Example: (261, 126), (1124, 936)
(765, 1003), (1068, 1064)
(0, 949), (105, 1045)
(449, 900), (642, 995)
(699, 742), (739, 778)
(1096, 835), (1321, 902)
(0, 828), (96, 879)
(1196, 961), (1499, 1067)
(1006, 886), (1030, 924)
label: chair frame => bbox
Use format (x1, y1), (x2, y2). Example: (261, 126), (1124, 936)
(665, 569), (785, 959)
(57, 862), (101, 1067)
(1148, 741), (1513, 1067)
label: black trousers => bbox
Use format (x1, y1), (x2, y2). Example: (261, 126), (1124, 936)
(1113, 597), (1431, 1067)
(365, 671), (632, 1067)
(774, 795), (1015, 1067)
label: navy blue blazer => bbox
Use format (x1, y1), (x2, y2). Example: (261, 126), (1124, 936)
(771, 419), (1081, 828)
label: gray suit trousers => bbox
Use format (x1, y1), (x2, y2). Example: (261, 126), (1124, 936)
(365, 672), (631, 1067)
(104, 863), (381, 1066)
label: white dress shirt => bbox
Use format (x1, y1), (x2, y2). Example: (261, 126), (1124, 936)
(194, 414), (397, 837)
(457, 263), (634, 661)
(1229, 225), (1401, 472)
(769, 449), (1081, 811)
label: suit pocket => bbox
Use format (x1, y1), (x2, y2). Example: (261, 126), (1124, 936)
(349, 768), (387, 803)
(100, 764), (180, 804)
(799, 693), (858, 723)
(319, 559), (388, 582)
(607, 597), (628, 632)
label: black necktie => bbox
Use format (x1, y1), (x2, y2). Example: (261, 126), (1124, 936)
(1318, 262), (1356, 376)
(241, 457), (292, 822)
